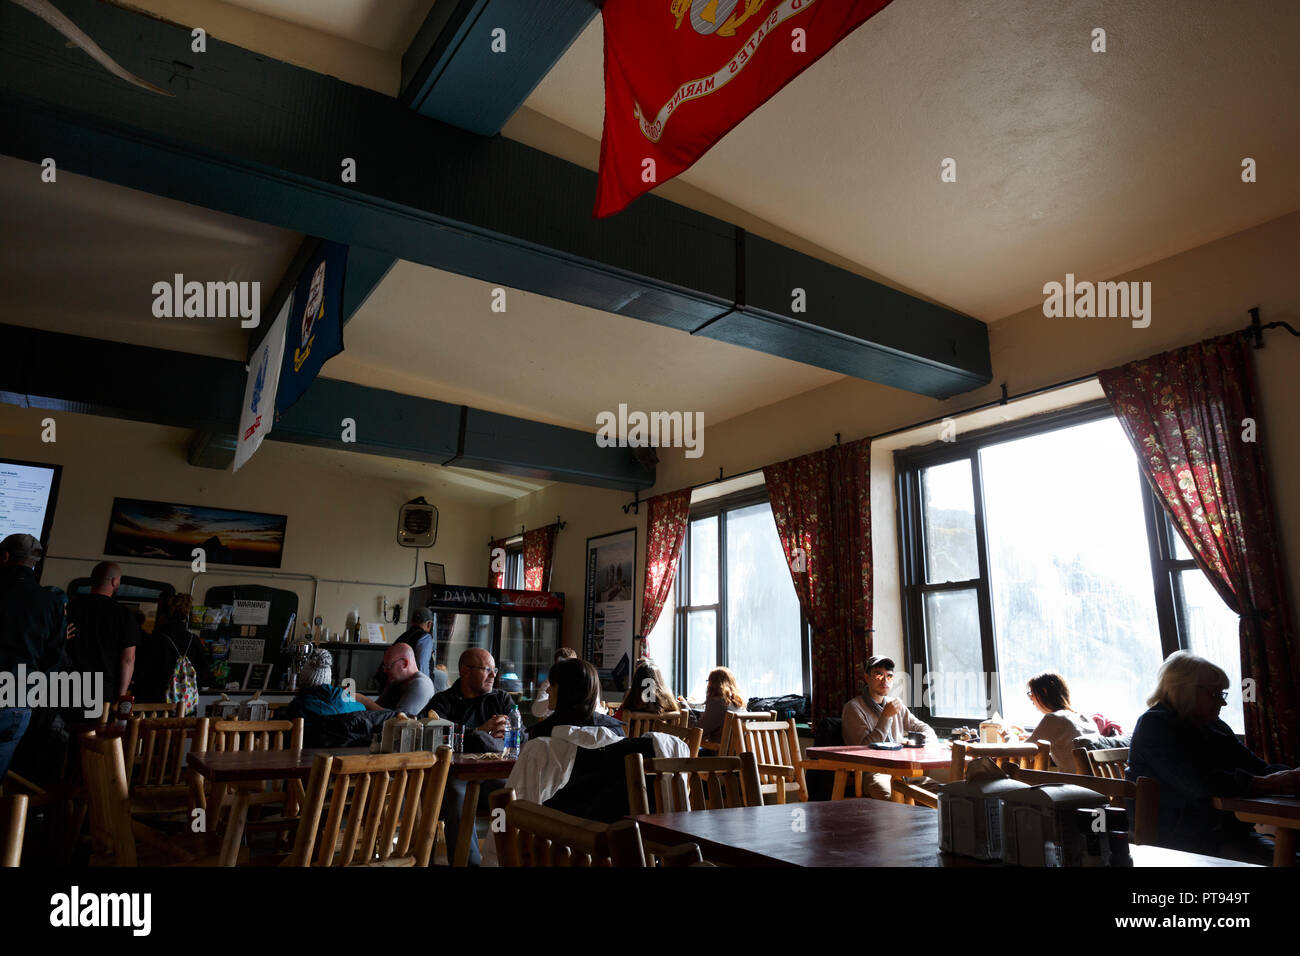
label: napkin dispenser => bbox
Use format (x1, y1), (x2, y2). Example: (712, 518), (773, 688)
(938, 777), (1030, 861)
(1000, 784), (1110, 867)
(418, 717), (455, 751)
(380, 716), (425, 754)
(237, 692), (271, 722)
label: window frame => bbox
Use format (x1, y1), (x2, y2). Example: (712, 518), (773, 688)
(669, 486), (811, 702)
(896, 399), (1213, 730)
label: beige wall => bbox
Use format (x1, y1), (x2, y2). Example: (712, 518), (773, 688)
(2, 405), (492, 636)
(493, 210), (1300, 658)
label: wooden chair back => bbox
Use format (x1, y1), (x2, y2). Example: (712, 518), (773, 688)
(950, 741), (1049, 781)
(625, 751), (762, 815)
(489, 788), (647, 866)
(642, 721), (703, 758)
(2, 794), (28, 867)
(1006, 765), (1159, 845)
(710, 709), (775, 756)
(124, 716), (209, 810)
(288, 748), (452, 867)
(209, 718), (303, 753)
(734, 717), (807, 803)
(1080, 746), (1129, 779)
(99, 701), (179, 724)
(624, 710), (689, 738)
(79, 731), (137, 866)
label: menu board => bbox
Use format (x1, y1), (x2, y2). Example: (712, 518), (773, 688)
(0, 459), (60, 541)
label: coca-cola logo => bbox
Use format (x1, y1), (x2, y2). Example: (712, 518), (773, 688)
(505, 594), (557, 610)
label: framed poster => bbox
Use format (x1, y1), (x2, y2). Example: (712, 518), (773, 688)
(424, 562), (446, 585)
(242, 662), (274, 691)
(583, 528), (636, 691)
(105, 497), (287, 569)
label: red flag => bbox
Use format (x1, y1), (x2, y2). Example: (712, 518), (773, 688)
(594, 0), (896, 217)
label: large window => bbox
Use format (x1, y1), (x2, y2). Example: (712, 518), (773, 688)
(658, 490), (807, 703)
(898, 402), (1244, 733)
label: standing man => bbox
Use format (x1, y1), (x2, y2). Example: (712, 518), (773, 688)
(393, 606), (435, 677)
(841, 656), (937, 800)
(0, 534), (66, 782)
(67, 562), (139, 707)
(429, 647), (515, 865)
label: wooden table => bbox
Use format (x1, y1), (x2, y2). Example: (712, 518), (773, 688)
(186, 748), (515, 866)
(634, 799), (1256, 867)
(802, 745), (956, 803)
(1212, 795), (1300, 867)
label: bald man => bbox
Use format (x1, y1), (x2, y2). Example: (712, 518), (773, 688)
(355, 642), (434, 716)
(67, 561), (138, 702)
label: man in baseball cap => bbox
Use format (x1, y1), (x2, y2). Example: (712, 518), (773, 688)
(841, 654), (936, 799)
(0, 534), (66, 781)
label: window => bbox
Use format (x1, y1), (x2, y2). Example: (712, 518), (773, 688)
(666, 489), (807, 702)
(898, 402), (1244, 733)
(504, 540), (524, 590)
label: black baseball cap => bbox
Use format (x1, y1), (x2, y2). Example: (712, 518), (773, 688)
(865, 656), (896, 673)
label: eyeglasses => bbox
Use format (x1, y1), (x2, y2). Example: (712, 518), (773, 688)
(1199, 686), (1229, 704)
(464, 665), (498, 676)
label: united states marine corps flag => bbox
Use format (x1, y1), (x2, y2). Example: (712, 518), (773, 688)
(594, 0), (897, 217)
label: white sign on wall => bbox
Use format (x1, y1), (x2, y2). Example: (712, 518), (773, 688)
(232, 600), (271, 626)
(228, 638), (265, 664)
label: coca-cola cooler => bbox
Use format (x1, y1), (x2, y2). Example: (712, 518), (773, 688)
(408, 584), (563, 713)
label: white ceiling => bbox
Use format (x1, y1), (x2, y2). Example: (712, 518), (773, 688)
(215, 0), (433, 52)
(523, 0), (1300, 321)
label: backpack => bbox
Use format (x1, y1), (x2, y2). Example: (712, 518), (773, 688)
(163, 633), (199, 717)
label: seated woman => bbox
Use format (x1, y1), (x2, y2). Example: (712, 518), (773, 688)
(693, 666), (744, 745)
(1128, 650), (1300, 864)
(527, 658), (625, 740)
(1023, 672), (1098, 772)
(614, 660), (677, 720)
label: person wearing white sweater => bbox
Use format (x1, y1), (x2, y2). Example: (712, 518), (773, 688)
(841, 656), (936, 799)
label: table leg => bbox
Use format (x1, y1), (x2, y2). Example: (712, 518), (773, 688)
(1273, 827), (1296, 867)
(453, 780), (481, 867)
(219, 792), (250, 867)
(832, 770), (848, 801)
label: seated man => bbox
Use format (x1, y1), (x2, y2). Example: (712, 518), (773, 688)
(841, 655), (936, 800)
(428, 648), (515, 865)
(354, 643), (434, 716)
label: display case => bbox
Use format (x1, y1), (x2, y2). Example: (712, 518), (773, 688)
(408, 584), (563, 714)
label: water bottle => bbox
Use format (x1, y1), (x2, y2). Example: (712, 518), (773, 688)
(504, 704), (522, 758)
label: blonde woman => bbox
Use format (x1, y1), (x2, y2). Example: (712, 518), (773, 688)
(1129, 651), (1299, 863)
(695, 667), (744, 744)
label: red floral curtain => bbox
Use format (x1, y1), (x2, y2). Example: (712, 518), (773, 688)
(488, 537), (508, 589)
(1099, 333), (1299, 764)
(523, 524), (560, 592)
(764, 438), (872, 728)
(638, 488), (692, 643)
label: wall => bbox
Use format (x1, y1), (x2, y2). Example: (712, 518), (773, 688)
(1, 405), (493, 636)
(493, 210), (1300, 662)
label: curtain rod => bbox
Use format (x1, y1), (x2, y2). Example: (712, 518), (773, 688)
(624, 309), (1280, 510)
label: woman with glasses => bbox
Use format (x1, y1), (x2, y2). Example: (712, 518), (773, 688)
(1022, 672), (1097, 772)
(1128, 650), (1300, 863)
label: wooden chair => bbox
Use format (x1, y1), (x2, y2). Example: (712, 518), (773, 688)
(642, 721), (703, 758)
(1076, 746), (1129, 779)
(286, 748), (452, 867)
(733, 716), (808, 804)
(208, 718), (305, 833)
(625, 751), (762, 815)
(2, 794), (27, 867)
(1006, 764), (1159, 846)
(624, 710), (689, 738)
(701, 709), (775, 756)
(489, 789), (663, 867)
(78, 731), (234, 866)
(99, 701), (179, 724)
(123, 715), (209, 816)
(950, 741), (1049, 782)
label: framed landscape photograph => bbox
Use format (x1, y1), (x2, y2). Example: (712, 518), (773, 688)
(104, 497), (288, 569)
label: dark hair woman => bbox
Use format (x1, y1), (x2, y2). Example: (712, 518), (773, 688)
(1024, 672), (1097, 772)
(135, 592), (209, 710)
(616, 660), (677, 719)
(526, 658), (625, 740)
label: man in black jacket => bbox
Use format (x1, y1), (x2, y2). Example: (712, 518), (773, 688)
(0, 534), (66, 782)
(428, 647), (514, 864)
